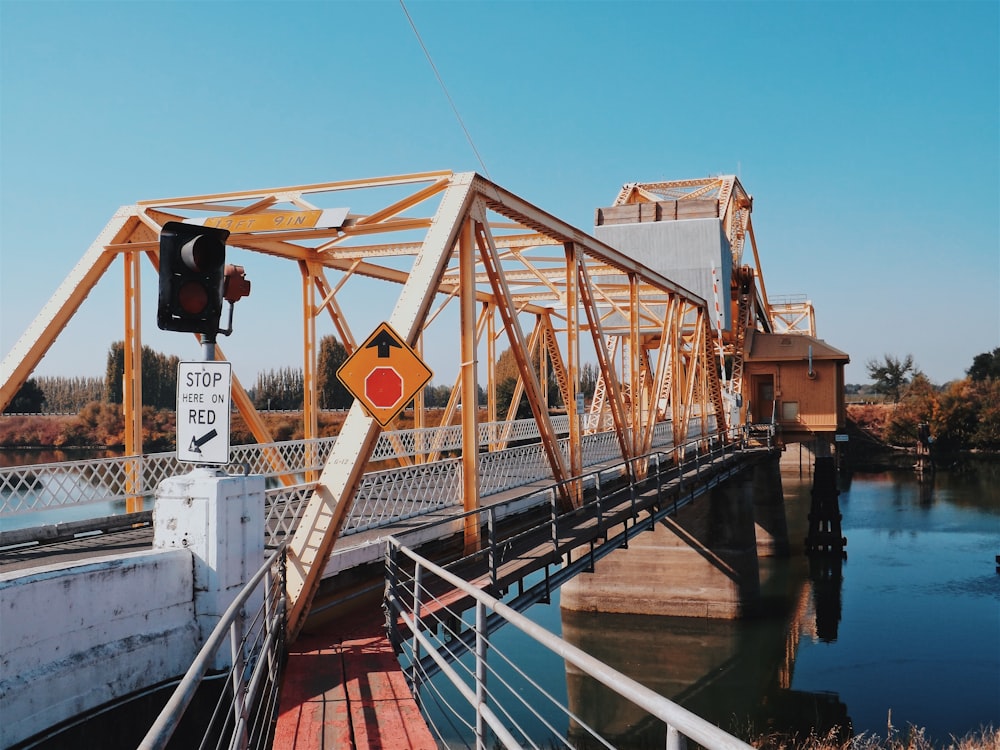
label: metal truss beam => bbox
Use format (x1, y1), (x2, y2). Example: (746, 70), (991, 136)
(2, 170), (731, 642)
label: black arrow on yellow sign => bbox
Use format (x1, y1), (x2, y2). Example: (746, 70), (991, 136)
(367, 329), (402, 358)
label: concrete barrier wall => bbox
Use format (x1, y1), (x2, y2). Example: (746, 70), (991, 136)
(0, 549), (198, 748)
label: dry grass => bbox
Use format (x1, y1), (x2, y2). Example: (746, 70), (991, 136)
(754, 721), (999, 750)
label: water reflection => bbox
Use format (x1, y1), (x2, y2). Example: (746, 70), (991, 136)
(0, 448), (120, 468)
(561, 544), (850, 746)
(807, 552), (844, 643)
(556, 460), (859, 746)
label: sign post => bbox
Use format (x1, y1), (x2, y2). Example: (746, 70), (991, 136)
(176, 360), (232, 464)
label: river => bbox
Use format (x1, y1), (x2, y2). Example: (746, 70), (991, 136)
(419, 458), (1000, 747)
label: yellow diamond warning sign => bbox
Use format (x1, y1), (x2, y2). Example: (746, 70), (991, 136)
(337, 322), (433, 427)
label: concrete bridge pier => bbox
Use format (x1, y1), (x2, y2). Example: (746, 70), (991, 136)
(752, 457), (790, 558)
(561, 461), (786, 619)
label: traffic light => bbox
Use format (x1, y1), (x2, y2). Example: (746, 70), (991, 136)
(157, 221), (230, 335)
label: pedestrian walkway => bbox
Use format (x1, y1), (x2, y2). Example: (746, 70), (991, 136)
(274, 607), (436, 749)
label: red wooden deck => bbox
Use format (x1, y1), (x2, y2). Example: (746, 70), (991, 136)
(274, 610), (437, 749)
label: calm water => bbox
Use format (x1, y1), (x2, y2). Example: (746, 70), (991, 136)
(421, 459), (1000, 747)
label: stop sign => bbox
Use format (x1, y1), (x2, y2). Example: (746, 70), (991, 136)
(365, 366), (403, 409)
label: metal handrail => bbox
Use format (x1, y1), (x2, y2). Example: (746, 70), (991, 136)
(0, 416), (570, 518)
(138, 545), (287, 750)
(383, 424), (772, 748)
(386, 538), (754, 750)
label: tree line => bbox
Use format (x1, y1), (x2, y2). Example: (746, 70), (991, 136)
(862, 348), (1000, 452)
(9, 340), (997, 454)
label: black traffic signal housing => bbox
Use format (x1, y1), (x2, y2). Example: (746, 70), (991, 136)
(157, 221), (230, 335)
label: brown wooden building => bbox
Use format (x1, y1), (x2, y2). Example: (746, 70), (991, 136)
(743, 330), (849, 446)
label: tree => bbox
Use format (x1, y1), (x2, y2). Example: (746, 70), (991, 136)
(252, 367), (303, 410)
(35, 376), (103, 412)
(493, 346), (564, 418)
(580, 362), (599, 399)
(423, 383), (453, 408)
(317, 336), (352, 409)
(104, 342), (179, 409)
(866, 353), (915, 403)
(4, 378), (46, 413)
(967, 347), (1000, 382)
(970, 380), (1000, 449)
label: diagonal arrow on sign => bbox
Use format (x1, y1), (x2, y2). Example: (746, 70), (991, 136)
(190, 429), (218, 453)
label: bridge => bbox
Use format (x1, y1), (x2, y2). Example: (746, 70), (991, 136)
(0, 171), (848, 749)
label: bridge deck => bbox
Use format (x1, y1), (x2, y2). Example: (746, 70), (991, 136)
(279, 446), (774, 749)
(275, 608), (436, 750)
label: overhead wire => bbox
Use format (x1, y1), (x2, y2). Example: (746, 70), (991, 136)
(398, 0), (493, 181)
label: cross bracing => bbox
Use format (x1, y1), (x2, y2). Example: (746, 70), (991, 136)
(0, 170), (730, 638)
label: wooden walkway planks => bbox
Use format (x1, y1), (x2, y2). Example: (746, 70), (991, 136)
(274, 610), (437, 749)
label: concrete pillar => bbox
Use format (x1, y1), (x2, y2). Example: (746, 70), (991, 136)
(560, 468), (761, 619)
(752, 457), (790, 558)
(153, 468), (265, 658)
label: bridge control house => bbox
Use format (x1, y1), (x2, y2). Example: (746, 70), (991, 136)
(743, 331), (849, 446)
(594, 178), (850, 455)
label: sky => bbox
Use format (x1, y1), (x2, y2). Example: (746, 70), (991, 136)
(1, 0), (997, 389)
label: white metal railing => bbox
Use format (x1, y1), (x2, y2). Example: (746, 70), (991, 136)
(385, 538), (755, 750)
(0, 417), (567, 518)
(2, 416), (719, 549)
(0, 440), (331, 517)
(139, 546), (286, 750)
(259, 429), (628, 546)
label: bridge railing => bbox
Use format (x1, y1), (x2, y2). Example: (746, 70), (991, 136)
(385, 527), (755, 750)
(1, 415), (715, 550)
(0, 416), (572, 519)
(381, 426), (771, 749)
(139, 545), (287, 750)
(260, 418), (701, 547)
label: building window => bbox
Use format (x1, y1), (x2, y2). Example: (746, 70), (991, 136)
(782, 401), (800, 420)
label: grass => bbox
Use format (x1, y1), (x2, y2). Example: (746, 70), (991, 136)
(753, 720), (999, 750)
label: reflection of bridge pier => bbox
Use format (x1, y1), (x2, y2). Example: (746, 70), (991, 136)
(560, 455), (852, 745)
(561, 456), (785, 618)
(560, 599), (851, 747)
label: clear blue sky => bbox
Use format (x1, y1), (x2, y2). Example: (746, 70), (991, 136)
(1, 0), (997, 388)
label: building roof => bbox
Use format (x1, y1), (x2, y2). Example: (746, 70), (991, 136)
(745, 330), (850, 363)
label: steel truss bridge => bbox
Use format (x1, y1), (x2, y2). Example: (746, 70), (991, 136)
(0, 170), (811, 640)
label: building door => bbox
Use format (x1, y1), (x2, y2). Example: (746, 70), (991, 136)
(754, 374), (775, 424)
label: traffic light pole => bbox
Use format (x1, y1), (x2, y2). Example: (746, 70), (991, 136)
(201, 334), (216, 362)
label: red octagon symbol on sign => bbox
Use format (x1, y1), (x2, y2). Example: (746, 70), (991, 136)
(365, 366), (403, 409)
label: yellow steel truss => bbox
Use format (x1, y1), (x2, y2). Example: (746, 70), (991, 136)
(0, 170), (729, 639)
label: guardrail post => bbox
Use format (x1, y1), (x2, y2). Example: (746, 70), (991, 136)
(385, 543), (400, 653)
(629, 458), (638, 522)
(488, 506), (498, 591)
(652, 452), (662, 518)
(596, 474), (605, 542)
(475, 600), (488, 750)
(229, 614), (250, 750)
(550, 487), (559, 558)
(411, 561), (423, 689)
(666, 723), (687, 750)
